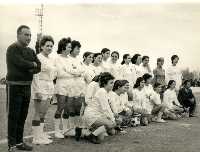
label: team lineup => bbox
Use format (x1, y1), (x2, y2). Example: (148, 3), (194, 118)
(6, 25), (197, 152)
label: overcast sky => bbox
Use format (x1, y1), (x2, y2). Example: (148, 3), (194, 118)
(0, 3), (200, 77)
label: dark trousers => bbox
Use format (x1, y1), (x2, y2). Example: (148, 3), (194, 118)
(182, 100), (196, 114)
(6, 84), (31, 147)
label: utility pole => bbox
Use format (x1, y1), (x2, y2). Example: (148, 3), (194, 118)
(35, 4), (44, 54)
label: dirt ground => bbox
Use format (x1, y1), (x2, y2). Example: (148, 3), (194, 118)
(1, 87), (200, 152)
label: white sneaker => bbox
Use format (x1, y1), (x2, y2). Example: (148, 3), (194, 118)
(155, 118), (167, 123)
(54, 131), (64, 139)
(43, 132), (52, 139)
(33, 137), (52, 145)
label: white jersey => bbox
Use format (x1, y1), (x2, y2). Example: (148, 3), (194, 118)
(120, 64), (137, 87)
(163, 89), (180, 110)
(165, 65), (182, 90)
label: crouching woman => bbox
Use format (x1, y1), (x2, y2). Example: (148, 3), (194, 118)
(84, 72), (116, 144)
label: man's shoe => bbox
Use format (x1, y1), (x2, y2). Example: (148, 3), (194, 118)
(8, 146), (16, 152)
(16, 143), (33, 151)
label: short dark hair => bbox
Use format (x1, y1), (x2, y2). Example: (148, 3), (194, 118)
(134, 77), (144, 88)
(83, 51), (93, 61)
(92, 53), (102, 63)
(17, 25), (30, 35)
(121, 54), (130, 65)
(171, 55), (179, 63)
(183, 79), (191, 86)
(101, 48), (110, 54)
(57, 37), (71, 54)
(71, 40), (81, 53)
(113, 80), (129, 91)
(142, 56), (149, 61)
(111, 51), (119, 59)
(142, 73), (152, 83)
(99, 72), (115, 88)
(131, 54), (141, 64)
(153, 82), (162, 88)
(92, 75), (101, 82)
(167, 80), (176, 89)
(40, 35), (54, 48)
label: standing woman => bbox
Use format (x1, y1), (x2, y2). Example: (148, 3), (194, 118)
(109, 51), (121, 80)
(64, 40), (86, 141)
(82, 52), (95, 84)
(140, 56), (152, 75)
(120, 54), (137, 100)
(54, 37), (72, 138)
(91, 53), (104, 76)
(101, 48), (111, 72)
(166, 55), (182, 91)
(153, 57), (166, 97)
(32, 35), (56, 144)
(131, 53), (143, 78)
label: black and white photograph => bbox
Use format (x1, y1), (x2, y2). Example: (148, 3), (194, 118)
(0, 0), (200, 152)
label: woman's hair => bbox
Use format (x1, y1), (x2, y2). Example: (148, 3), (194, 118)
(153, 82), (162, 89)
(171, 55), (179, 63)
(131, 54), (141, 64)
(183, 79), (191, 86)
(111, 51), (119, 59)
(40, 35), (54, 49)
(70, 40), (81, 53)
(57, 37), (71, 54)
(134, 77), (144, 88)
(121, 54), (130, 65)
(167, 80), (176, 89)
(92, 53), (102, 63)
(112, 80), (129, 91)
(83, 51), (93, 62)
(92, 75), (101, 82)
(142, 73), (152, 83)
(101, 48), (110, 54)
(142, 55), (149, 61)
(99, 72), (115, 88)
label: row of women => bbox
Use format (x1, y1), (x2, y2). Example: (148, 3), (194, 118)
(31, 35), (197, 145)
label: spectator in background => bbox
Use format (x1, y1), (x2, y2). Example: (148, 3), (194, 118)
(6, 25), (41, 152)
(178, 80), (197, 117)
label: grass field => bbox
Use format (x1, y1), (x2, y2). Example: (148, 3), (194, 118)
(0, 85), (200, 152)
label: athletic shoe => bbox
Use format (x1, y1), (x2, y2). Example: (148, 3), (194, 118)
(55, 131), (64, 139)
(32, 137), (52, 145)
(155, 118), (167, 123)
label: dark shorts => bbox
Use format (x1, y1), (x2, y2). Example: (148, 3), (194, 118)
(64, 96), (85, 117)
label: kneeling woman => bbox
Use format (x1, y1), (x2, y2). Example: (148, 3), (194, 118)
(84, 72), (116, 144)
(109, 80), (133, 128)
(163, 80), (184, 119)
(31, 35), (56, 145)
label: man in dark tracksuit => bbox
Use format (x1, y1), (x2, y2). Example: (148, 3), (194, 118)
(6, 25), (41, 152)
(178, 80), (196, 117)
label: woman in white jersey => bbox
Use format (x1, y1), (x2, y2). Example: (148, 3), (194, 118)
(120, 54), (137, 101)
(165, 55), (182, 91)
(53, 38), (72, 139)
(32, 36), (56, 145)
(91, 53), (104, 76)
(63, 40), (86, 141)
